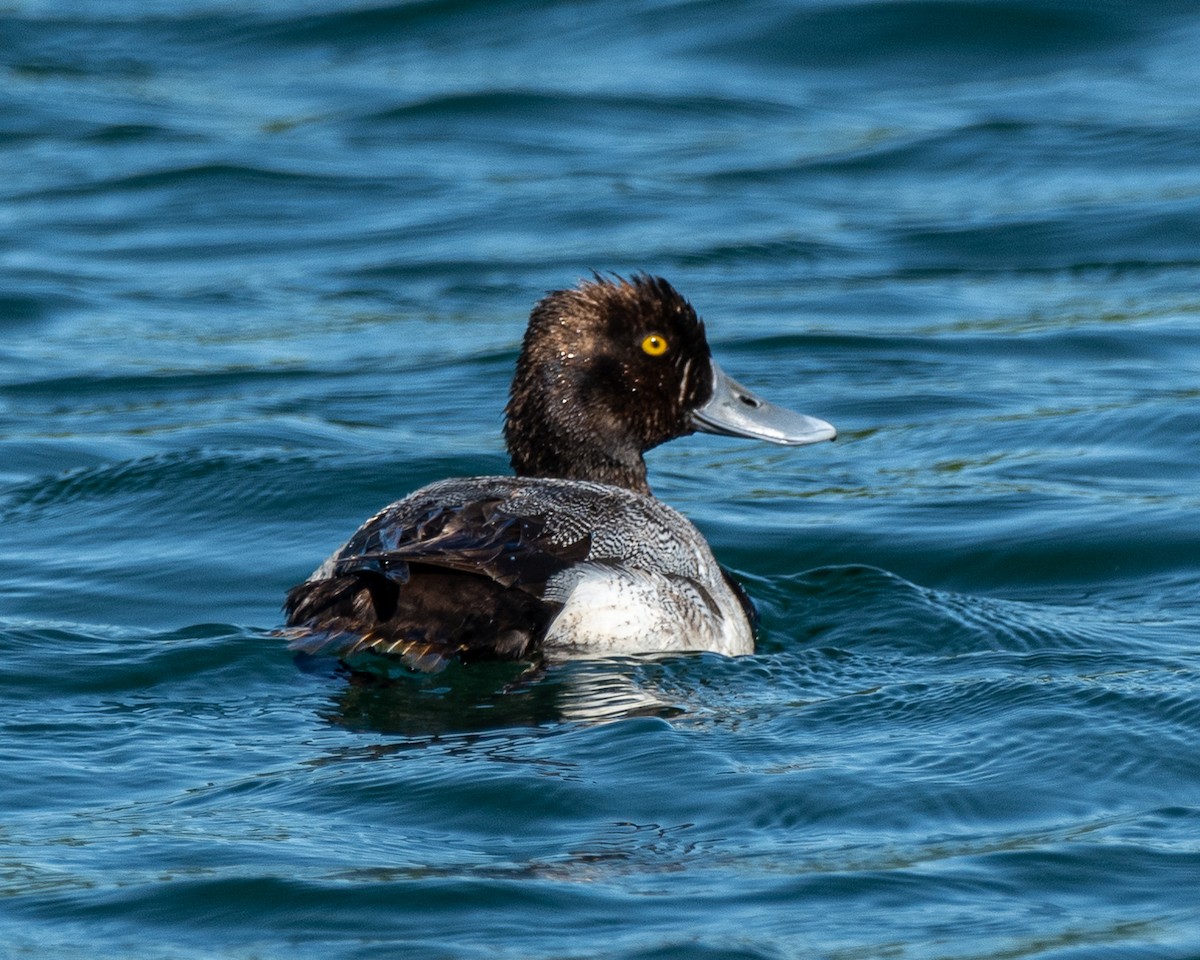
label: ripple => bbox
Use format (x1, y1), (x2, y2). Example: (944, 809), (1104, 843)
(695, 0), (1181, 73)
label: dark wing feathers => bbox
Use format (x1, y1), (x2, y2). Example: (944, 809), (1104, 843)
(283, 493), (592, 673)
(334, 496), (591, 591)
(285, 565), (549, 673)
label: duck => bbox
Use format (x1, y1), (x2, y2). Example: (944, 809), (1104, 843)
(283, 274), (835, 673)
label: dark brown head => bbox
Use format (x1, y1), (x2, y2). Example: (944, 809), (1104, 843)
(504, 274), (835, 495)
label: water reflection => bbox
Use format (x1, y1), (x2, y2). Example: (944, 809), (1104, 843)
(306, 654), (687, 736)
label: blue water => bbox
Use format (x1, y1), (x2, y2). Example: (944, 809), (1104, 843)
(4, 1), (1200, 957)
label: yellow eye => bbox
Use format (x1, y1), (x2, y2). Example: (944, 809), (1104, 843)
(641, 334), (669, 357)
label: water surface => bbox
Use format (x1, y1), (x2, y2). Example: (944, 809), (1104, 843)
(3, 1), (1200, 957)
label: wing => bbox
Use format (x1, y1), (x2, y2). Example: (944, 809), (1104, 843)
(331, 493), (592, 591)
(283, 489), (593, 673)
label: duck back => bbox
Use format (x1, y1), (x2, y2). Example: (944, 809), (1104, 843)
(284, 476), (755, 672)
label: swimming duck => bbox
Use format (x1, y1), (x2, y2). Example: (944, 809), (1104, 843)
(284, 274), (835, 672)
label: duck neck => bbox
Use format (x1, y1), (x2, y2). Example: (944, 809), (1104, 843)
(504, 398), (652, 496)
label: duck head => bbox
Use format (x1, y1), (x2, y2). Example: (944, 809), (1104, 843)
(504, 274), (835, 495)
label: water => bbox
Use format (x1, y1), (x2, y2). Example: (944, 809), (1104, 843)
(3, 1), (1200, 956)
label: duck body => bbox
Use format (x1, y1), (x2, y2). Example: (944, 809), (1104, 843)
(284, 275), (834, 673)
(285, 476), (755, 672)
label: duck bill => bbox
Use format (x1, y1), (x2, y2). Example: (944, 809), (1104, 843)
(690, 362), (837, 446)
